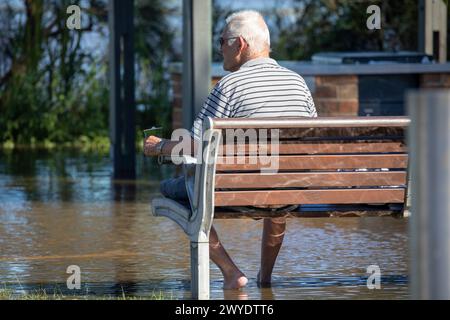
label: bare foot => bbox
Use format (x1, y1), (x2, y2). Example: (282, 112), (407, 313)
(223, 274), (248, 289)
(256, 271), (272, 288)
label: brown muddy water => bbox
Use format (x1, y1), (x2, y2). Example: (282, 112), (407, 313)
(0, 149), (409, 299)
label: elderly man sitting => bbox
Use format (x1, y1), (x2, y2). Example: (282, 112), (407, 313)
(144, 10), (317, 289)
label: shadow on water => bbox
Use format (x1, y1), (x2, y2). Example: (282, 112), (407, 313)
(0, 149), (410, 299)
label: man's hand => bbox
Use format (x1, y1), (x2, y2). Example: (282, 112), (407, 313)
(144, 135), (162, 157)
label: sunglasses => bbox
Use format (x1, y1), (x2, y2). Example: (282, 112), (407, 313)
(219, 36), (240, 47)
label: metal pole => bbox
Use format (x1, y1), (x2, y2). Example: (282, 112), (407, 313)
(408, 90), (450, 299)
(108, 0), (136, 179)
(182, 0), (212, 129)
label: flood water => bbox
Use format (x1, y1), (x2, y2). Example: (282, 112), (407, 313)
(0, 149), (409, 299)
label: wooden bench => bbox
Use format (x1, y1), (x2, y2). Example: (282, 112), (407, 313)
(151, 116), (410, 299)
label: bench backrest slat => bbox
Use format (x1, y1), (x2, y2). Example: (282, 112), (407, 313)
(216, 154), (408, 171)
(215, 171), (407, 189)
(214, 189), (406, 206)
(218, 141), (407, 155)
(221, 126), (405, 141)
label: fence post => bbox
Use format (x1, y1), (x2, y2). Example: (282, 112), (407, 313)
(408, 90), (450, 299)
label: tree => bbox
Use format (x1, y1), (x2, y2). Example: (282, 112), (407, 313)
(134, 0), (177, 138)
(270, 0), (419, 61)
(0, 0), (108, 144)
(0, 0), (176, 145)
(212, 0), (233, 62)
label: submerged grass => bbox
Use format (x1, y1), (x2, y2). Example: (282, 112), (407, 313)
(0, 284), (174, 300)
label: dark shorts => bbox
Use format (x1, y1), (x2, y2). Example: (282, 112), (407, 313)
(160, 176), (191, 209)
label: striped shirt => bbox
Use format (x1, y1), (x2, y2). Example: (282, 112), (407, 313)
(191, 57), (317, 141)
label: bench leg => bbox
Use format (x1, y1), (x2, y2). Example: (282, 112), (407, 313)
(190, 241), (210, 300)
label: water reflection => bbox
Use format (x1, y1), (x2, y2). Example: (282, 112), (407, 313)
(0, 149), (409, 299)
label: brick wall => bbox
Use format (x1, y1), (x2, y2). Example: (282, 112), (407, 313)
(170, 75), (222, 130)
(420, 73), (450, 88)
(171, 74), (183, 130)
(313, 75), (359, 116)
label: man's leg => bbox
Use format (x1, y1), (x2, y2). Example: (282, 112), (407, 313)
(258, 217), (287, 286)
(160, 176), (248, 289)
(209, 226), (248, 289)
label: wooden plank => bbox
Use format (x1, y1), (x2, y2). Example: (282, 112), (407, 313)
(218, 141), (407, 155)
(221, 126), (406, 141)
(276, 127), (406, 140)
(214, 189), (406, 206)
(214, 210), (398, 218)
(216, 154), (408, 171)
(214, 204), (404, 218)
(215, 171), (407, 189)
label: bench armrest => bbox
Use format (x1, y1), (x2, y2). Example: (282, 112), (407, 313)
(151, 197), (191, 233)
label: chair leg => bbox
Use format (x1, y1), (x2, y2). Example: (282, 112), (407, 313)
(190, 241), (210, 300)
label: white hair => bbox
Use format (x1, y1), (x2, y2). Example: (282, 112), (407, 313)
(224, 10), (271, 54)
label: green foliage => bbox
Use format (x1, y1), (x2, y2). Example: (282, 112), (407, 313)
(211, 0), (422, 61)
(134, 0), (176, 139)
(1, 71), (48, 144)
(271, 0), (419, 61)
(0, 0), (109, 147)
(0, 61), (109, 146)
(0, 0), (175, 148)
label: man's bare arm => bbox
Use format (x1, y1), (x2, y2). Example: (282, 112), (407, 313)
(143, 135), (198, 158)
